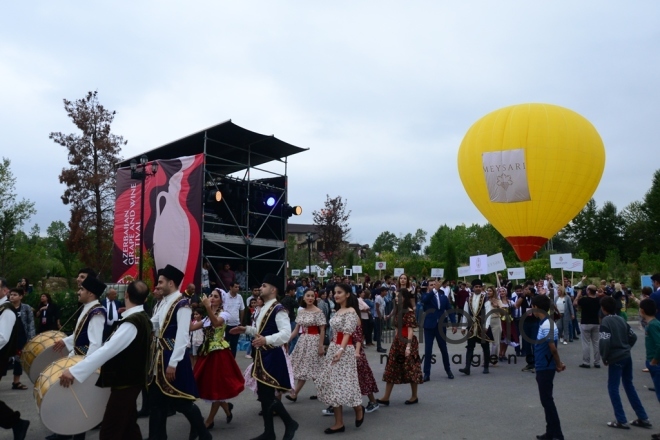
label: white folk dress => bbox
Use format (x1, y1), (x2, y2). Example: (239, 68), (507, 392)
(316, 311), (361, 408)
(291, 310), (326, 381)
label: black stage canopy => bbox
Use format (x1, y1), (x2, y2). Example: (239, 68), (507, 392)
(119, 120), (307, 174)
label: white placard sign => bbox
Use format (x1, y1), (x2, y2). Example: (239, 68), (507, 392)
(393, 268), (405, 277)
(482, 149), (531, 203)
(458, 266), (472, 277)
(375, 261), (387, 271)
(506, 267), (526, 280)
(291, 269), (301, 276)
(344, 268), (353, 277)
(430, 268), (444, 278)
(550, 253), (572, 269)
(352, 265), (363, 274)
(317, 269), (326, 278)
(487, 252), (506, 273)
(567, 258), (584, 272)
(469, 255), (488, 275)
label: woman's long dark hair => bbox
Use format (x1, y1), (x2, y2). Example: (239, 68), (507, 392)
(333, 283), (360, 316)
(40, 293), (53, 305)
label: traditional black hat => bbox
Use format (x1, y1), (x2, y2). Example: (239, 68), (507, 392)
(471, 278), (483, 287)
(262, 273), (283, 293)
(81, 276), (107, 297)
(157, 264), (184, 287)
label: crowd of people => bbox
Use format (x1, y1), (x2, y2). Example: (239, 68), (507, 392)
(1, 268), (660, 439)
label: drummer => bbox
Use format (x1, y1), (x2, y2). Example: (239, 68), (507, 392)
(53, 276), (107, 357)
(0, 277), (30, 440)
(148, 264), (211, 440)
(48, 276), (107, 440)
(59, 280), (153, 440)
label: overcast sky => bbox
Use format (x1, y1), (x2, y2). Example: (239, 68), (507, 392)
(2, 2), (659, 248)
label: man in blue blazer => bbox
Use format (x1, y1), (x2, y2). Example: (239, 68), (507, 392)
(422, 279), (457, 381)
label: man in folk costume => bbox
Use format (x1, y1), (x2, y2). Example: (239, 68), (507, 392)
(459, 279), (493, 375)
(49, 276), (107, 440)
(59, 280), (153, 440)
(53, 276), (107, 358)
(0, 279), (30, 440)
(148, 264), (211, 440)
(230, 274), (299, 440)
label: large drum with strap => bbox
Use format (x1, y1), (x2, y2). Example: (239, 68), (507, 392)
(20, 331), (67, 383)
(34, 356), (111, 435)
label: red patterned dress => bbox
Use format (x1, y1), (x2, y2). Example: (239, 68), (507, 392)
(351, 324), (378, 395)
(382, 310), (423, 384)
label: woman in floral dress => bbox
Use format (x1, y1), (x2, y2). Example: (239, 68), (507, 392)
(377, 288), (423, 406)
(192, 291), (245, 428)
(285, 289), (326, 401)
(352, 321), (380, 412)
(316, 283), (365, 434)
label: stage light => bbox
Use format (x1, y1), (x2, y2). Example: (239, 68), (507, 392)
(283, 204), (302, 218)
(206, 189), (223, 203)
(265, 196), (276, 207)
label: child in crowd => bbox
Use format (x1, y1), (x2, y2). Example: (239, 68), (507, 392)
(599, 296), (651, 430)
(242, 298), (258, 359)
(531, 294), (566, 440)
(190, 308), (204, 367)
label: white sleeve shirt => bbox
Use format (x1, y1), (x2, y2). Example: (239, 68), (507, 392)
(170, 306), (192, 368)
(68, 308), (143, 383)
(63, 301), (106, 357)
(0, 298), (16, 351)
(244, 299), (291, 347)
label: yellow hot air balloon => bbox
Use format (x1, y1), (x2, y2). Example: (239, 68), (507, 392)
(457, 103), (606, 261)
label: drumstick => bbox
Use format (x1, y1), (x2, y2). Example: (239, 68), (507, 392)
(69, 387), (89, 419)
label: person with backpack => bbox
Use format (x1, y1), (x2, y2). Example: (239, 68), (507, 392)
(8, 288), (34, 390)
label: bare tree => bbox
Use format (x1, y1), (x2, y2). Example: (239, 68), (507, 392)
(49, 91), (125, 277)
(312, 195), (351, 273)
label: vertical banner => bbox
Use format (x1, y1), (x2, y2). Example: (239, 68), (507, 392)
(112, 154), (204, 291)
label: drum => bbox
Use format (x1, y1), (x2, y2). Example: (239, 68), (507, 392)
(21, 331), (67, 383)
(34, 356), (111, 435)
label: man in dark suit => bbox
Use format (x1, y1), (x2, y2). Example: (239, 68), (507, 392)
(421, 279), (457, 381)
(101, 288), (125, 340)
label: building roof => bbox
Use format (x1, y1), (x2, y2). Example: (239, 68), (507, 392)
(288, 224), (318, 235)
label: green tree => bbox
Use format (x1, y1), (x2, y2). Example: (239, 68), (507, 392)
(49, 91), (125, 278)
(397, 229), (427, 257)
(643, 169), (660, 254)
(445, 242), (458, 281)
(372, 231), (398, 253)
(312, 195), (351, 274)
(0, 157), (36, 276)
(46, 221), (81, 284)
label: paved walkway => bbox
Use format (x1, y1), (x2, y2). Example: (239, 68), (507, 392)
(2, 324), (659, 439)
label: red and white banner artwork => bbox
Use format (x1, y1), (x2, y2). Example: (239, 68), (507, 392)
(112, 154), (204, 291)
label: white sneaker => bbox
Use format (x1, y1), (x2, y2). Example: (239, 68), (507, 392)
(560, 338), (564, 343)
(245, 354), (252, 359)
(562, 341), (568, 345)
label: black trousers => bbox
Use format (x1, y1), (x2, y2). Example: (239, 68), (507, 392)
(536, 370), (564, 439)
(100, 386), (142, 440)
(361, 318), (373, 345)
(225, 325), (239, 357)
(374, 319), (383, 349)
(148, 382), (207, 440)
(0, 399), (19, 429)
